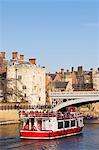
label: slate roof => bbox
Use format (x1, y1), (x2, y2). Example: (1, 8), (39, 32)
(51, 81), (68, 88)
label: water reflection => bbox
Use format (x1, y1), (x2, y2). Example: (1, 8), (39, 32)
(6, 135), (83, 150)
(0, 124), (20, 139)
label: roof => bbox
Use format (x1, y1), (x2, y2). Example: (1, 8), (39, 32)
(51, 81), (68, 88)
(47, 73), (56, 80)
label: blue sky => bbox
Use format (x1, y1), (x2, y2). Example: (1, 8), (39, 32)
(0, 0), (99, 72)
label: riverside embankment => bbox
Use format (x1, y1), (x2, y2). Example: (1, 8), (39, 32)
(0, 103), (30, 125)
(0, 110), (19, 125)
(0, 102), (99, 125)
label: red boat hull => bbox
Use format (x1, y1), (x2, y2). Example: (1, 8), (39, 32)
(20, 127), (83, 139)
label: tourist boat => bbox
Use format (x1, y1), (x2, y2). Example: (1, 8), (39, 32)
(20, 107), (84, 139)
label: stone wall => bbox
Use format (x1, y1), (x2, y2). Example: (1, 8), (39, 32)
(0, 110), (19, 122)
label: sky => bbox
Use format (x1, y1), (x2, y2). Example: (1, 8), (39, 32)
(0, 0), (99, 73)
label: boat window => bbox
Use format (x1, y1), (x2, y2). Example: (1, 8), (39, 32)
(26, 119), (29, 125)
(71, 120), (75, 127)
(31, 118), (34, 126)
(80, 119), (83, 123)
(65, 121), (69, 128)
(58, 122), (63, 129)
(77, 120), (78, 127)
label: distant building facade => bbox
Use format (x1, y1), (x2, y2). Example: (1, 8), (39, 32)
(46, 69), (73, 92)
(92, 68), (99, 91)
(72, 66), (93, 91)
(46, 66), (94, 92)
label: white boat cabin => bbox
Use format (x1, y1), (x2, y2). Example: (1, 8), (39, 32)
(22, 111), (84, 131)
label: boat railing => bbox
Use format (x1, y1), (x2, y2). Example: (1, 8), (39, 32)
(21, 110), (83, 119)
(57, 112), (83, 120)
(21, 111), (56, 118)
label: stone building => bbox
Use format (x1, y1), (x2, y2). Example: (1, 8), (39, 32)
(92, 68), (99, 91)
(72, 66), (93, 91)
(46, 68), (72, 87)
(64, 69), (72, 85)
(5, 52), (46, 105)
(83, 70), (93, 90)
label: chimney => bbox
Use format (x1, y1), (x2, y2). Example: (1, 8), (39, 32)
(66, 69), (69, 72)
(29, 58), (36, 65)
(61, 68), (64, 75)
(90, 68), (93, 71)
(78, 66), (83, 73)
(42, 66), (45, 68)
(71, 67), (74, 72)
(20, 55), (24, 61)
(0, 52), (6, 59)
(12, 52), (18, 60)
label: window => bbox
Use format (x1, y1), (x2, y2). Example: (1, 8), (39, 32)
(34, 86), (36, 90)
(65, 121), (69, 128)
(39, 88), (41, 91)
(71, 120), (75, 127)
(39, 97), (41, 101)
(80, 119), (83, 123)
(33, 75), (35, 79)
(31, 118), (34, 126)
(18, 75), (22, 80)
(22, 85), (26, 89)
(58, 122), (63, 129)
(24, 93), (26, 97)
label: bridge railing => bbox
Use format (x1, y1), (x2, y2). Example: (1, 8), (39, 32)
(49, 91), (99, 96)
(0, 103), (51, 110)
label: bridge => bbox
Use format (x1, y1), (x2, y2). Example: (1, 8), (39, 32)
(49, 91), (99, 111)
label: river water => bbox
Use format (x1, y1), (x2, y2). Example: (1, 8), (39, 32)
(0, 123), (99, 150)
